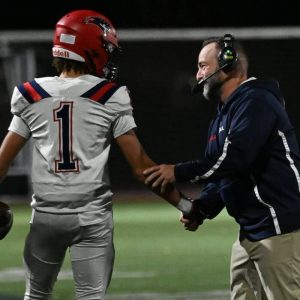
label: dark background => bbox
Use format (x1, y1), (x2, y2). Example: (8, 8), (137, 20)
(1, 1), (300, 193)
(0, 0), (299, 30)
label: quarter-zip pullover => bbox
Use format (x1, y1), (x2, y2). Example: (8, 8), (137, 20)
(175, 78), (300, 241)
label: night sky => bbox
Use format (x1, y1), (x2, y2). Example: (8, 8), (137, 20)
(1, 0), (299, 30)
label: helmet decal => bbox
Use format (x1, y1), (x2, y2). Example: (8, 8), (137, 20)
(84, 17), (112, 36)
(59, 33), (76, 45)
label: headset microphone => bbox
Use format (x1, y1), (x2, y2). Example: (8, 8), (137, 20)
(191, 63), (230, 95)
(191, 33), (238, 95)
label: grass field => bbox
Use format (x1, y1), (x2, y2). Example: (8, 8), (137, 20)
(0, 193), (238, 299)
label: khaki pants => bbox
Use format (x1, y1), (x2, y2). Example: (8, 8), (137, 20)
(230, 231), (300, 300)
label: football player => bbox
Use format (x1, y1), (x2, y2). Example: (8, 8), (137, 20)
(0, 9), (202, 300)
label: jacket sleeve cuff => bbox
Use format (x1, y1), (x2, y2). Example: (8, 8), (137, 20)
(174, 162), (199, 183)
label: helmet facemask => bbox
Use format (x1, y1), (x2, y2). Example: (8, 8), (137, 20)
(83, 15), (121, 80)
(102, 42), (121, 81)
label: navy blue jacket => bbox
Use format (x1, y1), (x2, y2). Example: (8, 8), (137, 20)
(175, 78), (300, 241)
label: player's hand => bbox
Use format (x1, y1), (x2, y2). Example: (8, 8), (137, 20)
(180, 212), (201, 232)
(143, 164), (175, 193)
(179, 200), (207, 232)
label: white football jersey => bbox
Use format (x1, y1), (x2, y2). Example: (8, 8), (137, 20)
(8, 75), (136, 223)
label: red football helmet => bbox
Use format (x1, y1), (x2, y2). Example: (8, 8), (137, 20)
(52, 10), (120, 80)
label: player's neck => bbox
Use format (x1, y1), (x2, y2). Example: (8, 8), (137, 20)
(59, 70), (86, 78)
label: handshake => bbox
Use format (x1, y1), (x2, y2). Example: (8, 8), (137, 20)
(177, 197), (207, 232)
(143, 164), (207, 232)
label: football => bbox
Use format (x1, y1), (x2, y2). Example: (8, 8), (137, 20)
(0, 201), (13, 240)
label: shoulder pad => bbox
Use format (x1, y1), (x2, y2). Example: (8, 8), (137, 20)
(104, 86), (133, 113)
(80, 80), (121, 104)
(17, 79), (51, 104)
(11, 79), (51, 115)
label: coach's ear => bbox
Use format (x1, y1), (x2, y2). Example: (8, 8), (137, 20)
(0, 201), (13, 240)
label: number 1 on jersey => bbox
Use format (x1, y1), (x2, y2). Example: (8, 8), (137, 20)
(53, 101), (79, 172)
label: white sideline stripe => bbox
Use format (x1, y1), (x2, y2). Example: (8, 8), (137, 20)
(0, 291), (230, 300)
(0, 268), (230, 299)
(0, 268), (156, 282)
(106, 290), (230, 300)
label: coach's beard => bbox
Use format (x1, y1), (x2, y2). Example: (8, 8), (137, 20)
(203, 74), (231, 102)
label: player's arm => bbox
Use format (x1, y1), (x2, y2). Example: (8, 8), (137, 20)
(115, 129), (180, 205)
(0, 129), (24, 240)
(115, 129), (206, 223)
(115, 129), (155, 181)
(0, 131), (27, 182)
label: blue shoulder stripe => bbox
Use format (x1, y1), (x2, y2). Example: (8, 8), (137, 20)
(17, 83), (34, 104)
(17, 80), (51, 104)
(30, 80), (51, 98)
(80, 80), (121, 104)
(101, 85), (122, 104)
(80, 80), (109, 98)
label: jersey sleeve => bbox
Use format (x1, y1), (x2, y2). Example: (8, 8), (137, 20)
(106, 86), (137, 138)
(8, 115), (31, 139)
(105, 86), (134, 114)
(112, 114), (137, 138)
(10, 86), (31, 116)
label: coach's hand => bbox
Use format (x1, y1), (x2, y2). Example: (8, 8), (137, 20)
(143, 164), (175, 193)
(179, 200), (207, 232)
(180, 213), (201, 232)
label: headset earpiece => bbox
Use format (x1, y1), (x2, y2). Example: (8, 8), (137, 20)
(218, 34), (238, 73)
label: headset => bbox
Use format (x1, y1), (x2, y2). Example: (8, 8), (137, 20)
(191, 33), (238, 94)
(218, 33), (237, 72)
